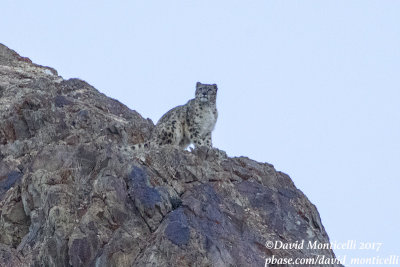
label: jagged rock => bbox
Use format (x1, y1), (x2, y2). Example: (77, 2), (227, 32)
(0, 43), (342, 266)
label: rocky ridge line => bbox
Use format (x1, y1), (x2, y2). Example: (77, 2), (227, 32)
(0, 43), (342, 266)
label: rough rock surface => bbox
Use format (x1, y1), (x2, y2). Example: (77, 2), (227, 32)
(0, 43), (342, 267)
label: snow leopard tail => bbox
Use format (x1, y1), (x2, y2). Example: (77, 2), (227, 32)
(132, 141), (153, 151)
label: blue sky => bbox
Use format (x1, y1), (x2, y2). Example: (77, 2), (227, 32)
(2, 1), (399, 264)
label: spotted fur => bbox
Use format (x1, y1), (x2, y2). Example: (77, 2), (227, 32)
(133, 82), (218, 150)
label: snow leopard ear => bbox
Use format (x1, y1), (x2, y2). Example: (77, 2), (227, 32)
(213, 84), (218, 91)
(196, 82), (202, 88)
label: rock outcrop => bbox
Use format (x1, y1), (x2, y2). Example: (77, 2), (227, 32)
(0, 43), (342, 266)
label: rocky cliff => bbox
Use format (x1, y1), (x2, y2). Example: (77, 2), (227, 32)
(0, 44), (341, 266)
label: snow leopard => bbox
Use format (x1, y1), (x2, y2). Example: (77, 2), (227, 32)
(133, 82), (218, 150)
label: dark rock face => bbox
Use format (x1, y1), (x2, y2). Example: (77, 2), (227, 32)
(0, 43), (342, 266)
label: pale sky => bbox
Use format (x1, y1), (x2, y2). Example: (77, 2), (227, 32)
(2, 1), (399, 264)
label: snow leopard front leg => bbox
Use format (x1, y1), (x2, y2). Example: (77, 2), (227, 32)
(193, 132), (212, 148)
